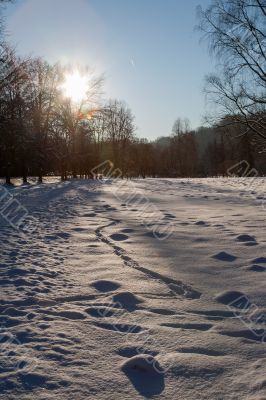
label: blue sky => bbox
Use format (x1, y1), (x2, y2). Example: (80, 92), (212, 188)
(5, 0), (213, 139)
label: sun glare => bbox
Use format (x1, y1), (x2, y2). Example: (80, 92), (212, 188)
(61, 71), (88, 103)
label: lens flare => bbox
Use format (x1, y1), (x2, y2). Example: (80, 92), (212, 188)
(61, 71), (88, 103)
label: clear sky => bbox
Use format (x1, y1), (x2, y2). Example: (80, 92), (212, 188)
(4, 0), (213, 140)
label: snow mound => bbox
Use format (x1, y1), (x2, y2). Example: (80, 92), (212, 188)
(112, 291), (144, 311)
(121, 355), (165, 396)
(212, 251), (237, 262)
(121, 354), (160, 373)
(237, 234), (256, 242)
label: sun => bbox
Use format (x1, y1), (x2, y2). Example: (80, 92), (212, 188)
(61, 71), (88, 103)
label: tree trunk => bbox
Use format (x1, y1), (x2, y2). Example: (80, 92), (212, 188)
(5, 163), (11, 185)
(38, 170), (43, 183)
(22, 164), (28, 184)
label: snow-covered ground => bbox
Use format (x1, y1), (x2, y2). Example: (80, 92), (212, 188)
(0, 178), (265, 399)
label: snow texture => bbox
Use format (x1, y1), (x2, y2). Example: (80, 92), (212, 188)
(0, 177), (265, 399)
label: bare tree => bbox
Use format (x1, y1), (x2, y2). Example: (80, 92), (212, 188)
(25, 59), (62, 182)
(0, 47), (30, 184)
(101, 100), (135, 173)
(172, 117), (191, 136)
(198, 0), (266, 142)
(55, 66), (104, 179)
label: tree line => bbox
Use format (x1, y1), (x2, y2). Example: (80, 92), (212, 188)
(0, 0), (265, 184)
(0, 45), (138, 183)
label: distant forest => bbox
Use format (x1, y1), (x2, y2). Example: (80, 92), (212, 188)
(0, 0), (265, 184)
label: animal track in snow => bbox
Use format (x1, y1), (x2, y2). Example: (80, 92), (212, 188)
(96, 221), (201, 300)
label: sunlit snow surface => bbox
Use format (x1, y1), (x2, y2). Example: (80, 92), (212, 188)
(0, 178), (265, 399)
